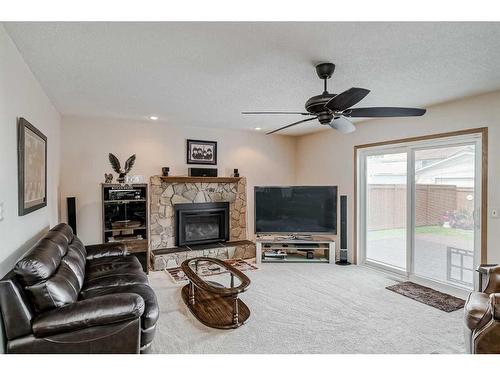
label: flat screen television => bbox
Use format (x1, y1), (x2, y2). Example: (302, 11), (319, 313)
(255, 186), (337, 234)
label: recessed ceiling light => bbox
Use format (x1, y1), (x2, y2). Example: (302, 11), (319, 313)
(255, 127), (262, 131)
(149, 115), (159, 121)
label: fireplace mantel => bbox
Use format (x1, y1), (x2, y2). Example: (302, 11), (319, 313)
(158, 176), (241, 183)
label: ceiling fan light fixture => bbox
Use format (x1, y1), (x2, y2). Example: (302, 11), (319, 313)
(329, 117), (356, 134)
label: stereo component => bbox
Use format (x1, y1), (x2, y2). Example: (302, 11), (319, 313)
(67, 197), (77, 235)
(336, 195), (351, 265)
(162, 167), (170, 176)
(188, 167), (218, 177)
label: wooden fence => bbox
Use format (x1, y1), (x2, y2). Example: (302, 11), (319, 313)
(367, 184), (473, 230)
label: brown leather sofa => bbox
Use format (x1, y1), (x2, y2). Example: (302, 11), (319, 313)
(0, 223), (159, 354)
(464, 266), (500, 353)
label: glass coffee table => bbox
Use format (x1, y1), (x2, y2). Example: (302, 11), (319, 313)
(180, 257), (251, 329)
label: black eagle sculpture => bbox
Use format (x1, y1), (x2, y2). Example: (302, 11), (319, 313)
(108, 153), (136, 183)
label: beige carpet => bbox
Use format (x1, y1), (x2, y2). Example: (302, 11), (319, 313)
(148, 263), (464, 354)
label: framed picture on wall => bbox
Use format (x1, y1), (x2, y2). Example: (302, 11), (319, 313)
(186, 139), (217, 165)
(17, 117), (47, 216)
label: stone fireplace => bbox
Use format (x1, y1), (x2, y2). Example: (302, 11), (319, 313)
(149, 176), (248, 250)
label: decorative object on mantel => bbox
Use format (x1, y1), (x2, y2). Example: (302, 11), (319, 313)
(17, 117), (47, 216)
(166, 258), (258, 283)
(162, 167), (170, 176)
(186, 139), (217, 165)
(104, 173), (113, 183)
(233, 168), (239, 177)
(108, 153), (136, 183)
(188, 167), (218, 177)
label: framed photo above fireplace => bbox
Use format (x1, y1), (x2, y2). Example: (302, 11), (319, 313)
(17, 117), (47, 216)
(186, 139), (217, 165)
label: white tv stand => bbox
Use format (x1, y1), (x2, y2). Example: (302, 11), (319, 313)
(255, 235), (335, 264)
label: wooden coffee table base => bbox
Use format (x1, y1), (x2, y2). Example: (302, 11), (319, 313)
(181, 281), (250, 329)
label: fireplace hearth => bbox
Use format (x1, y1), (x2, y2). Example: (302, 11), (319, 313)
(175, 202), (230, 246)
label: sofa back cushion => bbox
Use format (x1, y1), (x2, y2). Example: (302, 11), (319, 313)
(14, 224), (84, 314)
(62, 246), (86, 289)
(50, 223), (74, 243)
(25, 262), (80, 313)
(15, 238), (66, 286)
(69, 236), (87, 259)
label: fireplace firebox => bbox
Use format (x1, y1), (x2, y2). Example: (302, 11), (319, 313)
(174, 202), (230, 246)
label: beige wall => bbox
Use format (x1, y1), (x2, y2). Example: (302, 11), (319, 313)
(295, 90), (500, 263)
(60, 116), (296, 245)
(0, 26), (61, 353)
(0, 25), (61, 277)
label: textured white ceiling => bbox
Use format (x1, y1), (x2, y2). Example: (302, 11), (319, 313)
(4, 22), (500, 135)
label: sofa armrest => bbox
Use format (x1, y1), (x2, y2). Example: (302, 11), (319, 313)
(32, 293), (144, 337)
(85, 242), (129, 260)
(490, 293), (500, 320)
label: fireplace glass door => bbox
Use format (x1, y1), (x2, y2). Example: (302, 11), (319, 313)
(184, 213), (224, 244)
(175, 202), (230, 246)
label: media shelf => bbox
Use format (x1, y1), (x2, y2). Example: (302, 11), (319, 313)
(255, 236), (335, 264)
(102, 183), (150, 272)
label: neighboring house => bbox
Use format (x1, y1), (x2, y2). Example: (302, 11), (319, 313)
(367, 145), (475, 188)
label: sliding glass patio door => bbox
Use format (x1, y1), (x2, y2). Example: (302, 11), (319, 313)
(358, 134), (482, 290)
(413, 144), (477, 288)
(364, 151), (408, 271)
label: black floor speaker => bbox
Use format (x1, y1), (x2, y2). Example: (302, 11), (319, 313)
(336, 195), (351, 265)
(67, 197), (77, 235)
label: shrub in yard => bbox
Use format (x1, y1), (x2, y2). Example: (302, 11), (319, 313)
(444, 209), (474, 230)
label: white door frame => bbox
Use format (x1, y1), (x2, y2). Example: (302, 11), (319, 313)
(357, 133), (483, 293)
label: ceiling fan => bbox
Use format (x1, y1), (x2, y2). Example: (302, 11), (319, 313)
(242, 63), (426, 135)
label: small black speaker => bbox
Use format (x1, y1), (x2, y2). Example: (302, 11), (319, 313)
(188, 167), (218, 177)
(233, 168), (239, 177)
(336, 195), (350, 265)
(67, 197), (77, 235)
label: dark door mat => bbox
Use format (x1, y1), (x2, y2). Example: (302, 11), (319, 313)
(386, 281), (465, 312)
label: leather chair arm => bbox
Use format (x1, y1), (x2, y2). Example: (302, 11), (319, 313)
(490, 293), (500, 320)
(32, 293), (144, 337)
(85, 242), (128, 260)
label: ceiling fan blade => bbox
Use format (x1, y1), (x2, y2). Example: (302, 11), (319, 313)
(324, 87), (370, 111)
(329, 117), (356, 134)
(242, 111), (313, 115)
(344, 107), (426, 118)
(266, 117), (318, 135)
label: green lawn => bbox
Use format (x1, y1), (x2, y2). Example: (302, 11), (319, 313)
(367, 225), (473, 241)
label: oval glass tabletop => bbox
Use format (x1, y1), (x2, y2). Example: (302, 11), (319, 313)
(181, 257), (251, 296)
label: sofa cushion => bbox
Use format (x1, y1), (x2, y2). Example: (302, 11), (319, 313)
(33, 293), (145, 338)
(82, 284), (159, 349)
(69, 236), (87, 259)
(86, 256), (142, 278)
(81, 271), (149, 296)
(49, 223), (74, 243)
(62, 247), (86, 289)
(464, 292), (492, 331)
(44, 230), (70, 257)
(15, 238), (64, 286)
(26, 262), (81, 313)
